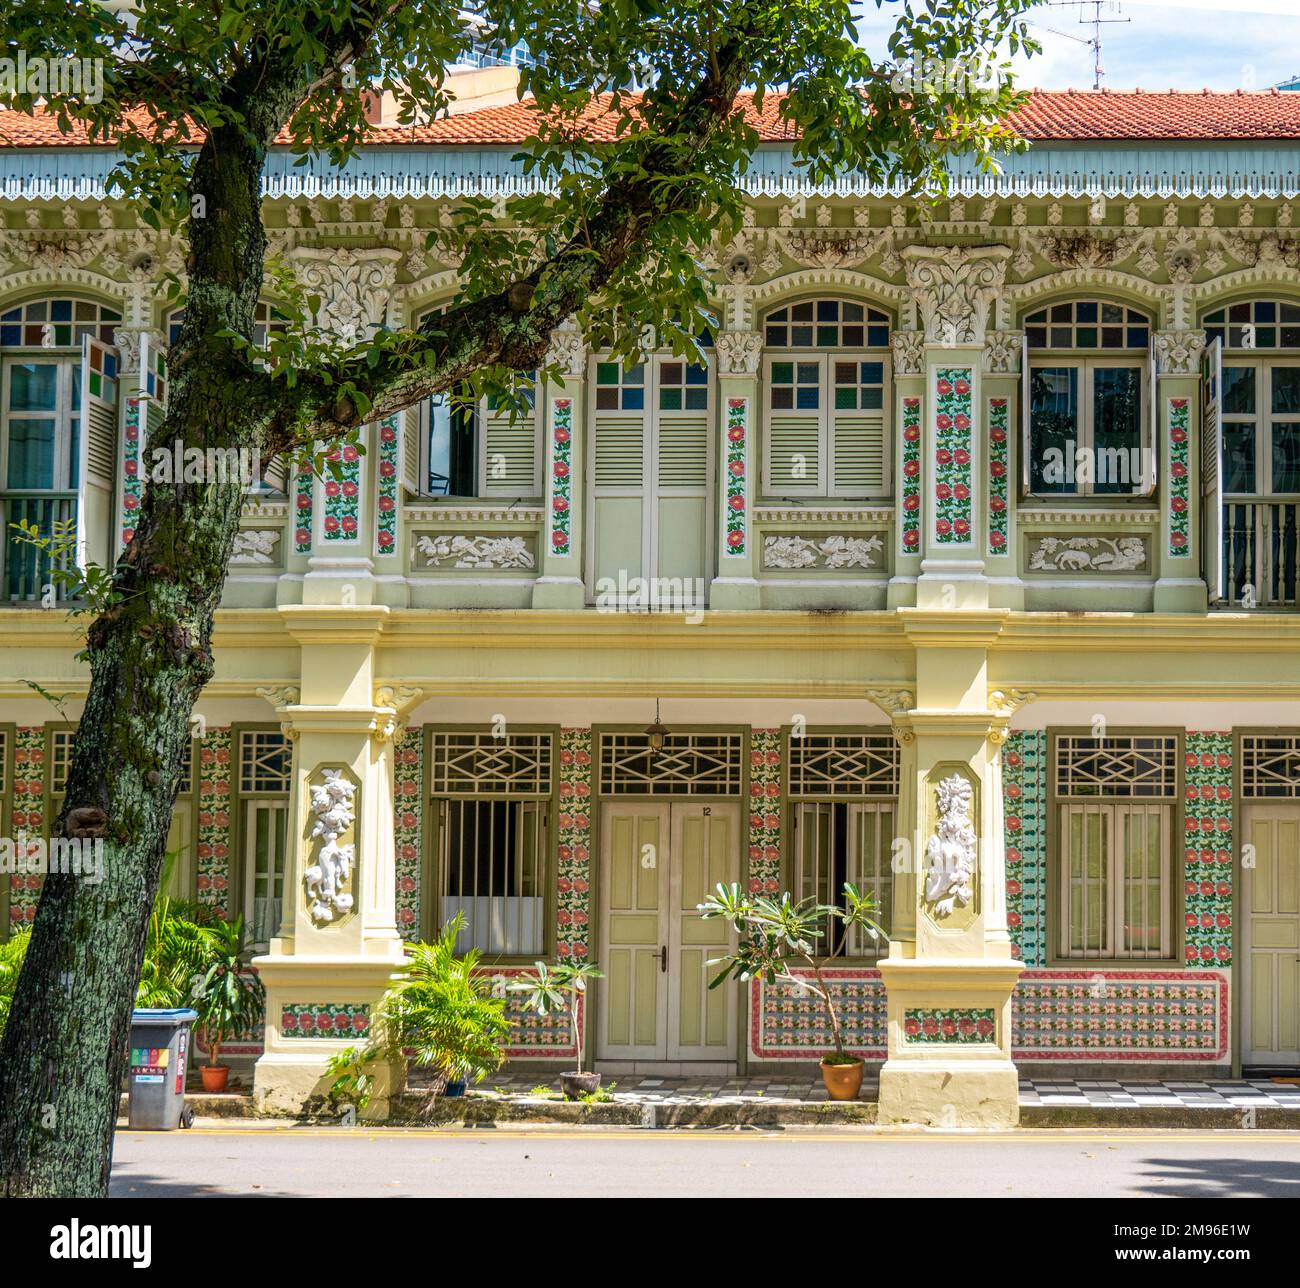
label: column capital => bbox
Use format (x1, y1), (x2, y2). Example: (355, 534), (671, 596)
(890, 330), (925, 377)
(982, 330), (1024, 375)
(1153, 328), (1207, 376)
(902, 244), (1012, 347)
(714, 330), (763, 375)
(544, 326), (587, 378)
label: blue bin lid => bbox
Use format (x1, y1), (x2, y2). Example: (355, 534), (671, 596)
(131, 1008), (198, 1023)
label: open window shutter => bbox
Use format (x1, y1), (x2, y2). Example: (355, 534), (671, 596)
(401, 403), (421, 493)
(1201, 337), (1224, 601)
(1145, 339), (1159, 495)
(478, 398), (541, 497)
(763, 355), (824, 495)
(1020, 335), (1032, 496)
(79, 334), (119, 567)
(829, 356), (888, 497)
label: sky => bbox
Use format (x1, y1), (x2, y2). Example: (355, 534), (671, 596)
(858, 0), (1300, 92)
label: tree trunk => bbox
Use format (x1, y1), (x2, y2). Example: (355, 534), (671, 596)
(0, 124), (270, 1197)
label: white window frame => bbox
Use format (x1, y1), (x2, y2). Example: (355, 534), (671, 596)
(243, 800), (289, 952)
(1217, 356), (1300, 499)
(1025, 355), (1151, 498)
(760, 351), (892, 498)
(1, 355), (81, 491)
(1057, 800), (1171, 961)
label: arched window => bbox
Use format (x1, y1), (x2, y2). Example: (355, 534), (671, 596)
(415, 306), (540, 499)
(761, 298), (891, 499)
(1, 297), (123, 599)
(1202, 300), (1300, 502)
(1024, 299), (1152, 498)
(167, 301), (287, 348)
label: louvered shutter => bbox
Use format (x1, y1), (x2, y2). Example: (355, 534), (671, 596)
(401, 403), (421, 492)
(829, 355), (889, 497)
(478, 398), (541, 497)
(1020, 334), (1032, 496)
(652, 356), (711, 585)
(590, 359), (649, 586)
(763, 355), (824, 495)
(1145, 338), (1159, 495)
(78, 335), (119, 567)
(1201, 337), (1224, 601)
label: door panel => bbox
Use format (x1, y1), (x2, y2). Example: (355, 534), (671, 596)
(598, 804), (668, 1060)
(1243, 807), (1300, 1065)
(667, 805), (738, 1060)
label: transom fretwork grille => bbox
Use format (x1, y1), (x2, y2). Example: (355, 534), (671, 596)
(788, 732), (899, 797)
(1241, 735), (1300, 797)
(239, 730), (292, 794)
(599, 733), (743, 796)
(1055, 736), (1178, 799)
(429, 732), (553, 797)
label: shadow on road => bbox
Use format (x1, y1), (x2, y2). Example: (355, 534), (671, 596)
(1138, 1155), (1300, 1199)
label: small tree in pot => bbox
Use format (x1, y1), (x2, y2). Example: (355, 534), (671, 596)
(189, 916), (266, 1093)
(699, 883), (885, 1100)
(511, 962), (603, 1100)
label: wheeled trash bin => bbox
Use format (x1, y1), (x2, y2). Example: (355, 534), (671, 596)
(127, 1008), (198, 1129)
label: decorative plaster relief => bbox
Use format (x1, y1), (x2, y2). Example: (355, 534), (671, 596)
(415, 532), (536, 570)
(305, 769), (356, 924)
(230, 528), (282, 565)
(1027, 534), (1149, 573)
(762, 533), (883, 570)
(924, 773), (977, 918)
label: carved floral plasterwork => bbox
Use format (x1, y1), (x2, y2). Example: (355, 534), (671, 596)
(924, 773), (977, 919)
(289, 247), (401, 344)
(982, 331), (1024, 375)
(762, 533), (884, 570)
(903, 246), (1010, 346)
(415, 533), (535, 570)
(890, 331), (924, 376)
(230, 528), (282, 565)
(1153, 329), (1207, 376)
(715, 331), (763, 375)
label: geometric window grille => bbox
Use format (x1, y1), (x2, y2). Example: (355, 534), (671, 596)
(1204, 300), (1300, 352)
(599, 732), (743, 796)
(763, 299), (891, 350)
(239, 730), (292, 794)
(50, 729), (74, 795)
(1024, 300), (1150, 351)
(429, 732), (552, 797)
(0, 298), (122, 348)
(787, 731), (899, 798)
(1055, 734), (1178, 799)
(1241, 735), (1300, 797)
(178, 738), (193, 794)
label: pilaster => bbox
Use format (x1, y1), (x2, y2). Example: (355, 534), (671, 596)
(533, 328), (588, 609)
(710, 330), (762, 609)
(1152, 329), (1207, 612)
(902, 245), (1012, 611)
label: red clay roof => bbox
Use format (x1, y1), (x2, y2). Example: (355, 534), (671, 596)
(3, 89), (1300, 148)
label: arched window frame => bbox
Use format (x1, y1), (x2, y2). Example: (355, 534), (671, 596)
(759, 297), (893, 500)
(1022, 298), (1155, 499)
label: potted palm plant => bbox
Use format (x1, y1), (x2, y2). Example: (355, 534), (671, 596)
(190, 915), (265, 1092)
(699, 882), (885, 1100)
(510, 961), (603, 1099)
(325, 913), (511, 1114)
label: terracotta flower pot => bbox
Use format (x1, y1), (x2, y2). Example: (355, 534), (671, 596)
(200, 1064), (230, 1093)
(560, 1071), (601, 1100)
(820, 1057), (864, 1101)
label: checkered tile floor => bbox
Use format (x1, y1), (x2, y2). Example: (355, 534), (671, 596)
(479, 1072), (1300, 1108)
(1019, 1078), (1300, 1110)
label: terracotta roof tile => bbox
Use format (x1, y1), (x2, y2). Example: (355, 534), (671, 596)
(3, 88), (1299, 149)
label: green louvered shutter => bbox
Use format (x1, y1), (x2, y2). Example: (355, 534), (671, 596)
(763, 355), (824, 495)
(829, 356), (889, 497)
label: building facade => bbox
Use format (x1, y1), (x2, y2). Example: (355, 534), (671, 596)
(1, 90), (1298, 1120)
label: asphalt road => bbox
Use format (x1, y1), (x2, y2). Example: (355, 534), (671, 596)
(108, 1125), (1300, 1198)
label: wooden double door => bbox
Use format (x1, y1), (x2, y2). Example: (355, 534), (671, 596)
(597, 801), (739, 1064)
(1242, 805), (1300, 1066)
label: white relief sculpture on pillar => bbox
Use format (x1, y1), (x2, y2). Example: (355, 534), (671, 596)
(924, 773), (977, 918)
(715, 330), (763, 375)
(305, 768), (357, 923)
(902, 245), (1011, 346)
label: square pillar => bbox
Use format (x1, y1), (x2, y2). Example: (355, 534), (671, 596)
(872, 628), (1029, 1127)
(252, 607), (409, 1116)
(1152, 330), (1207, 612)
